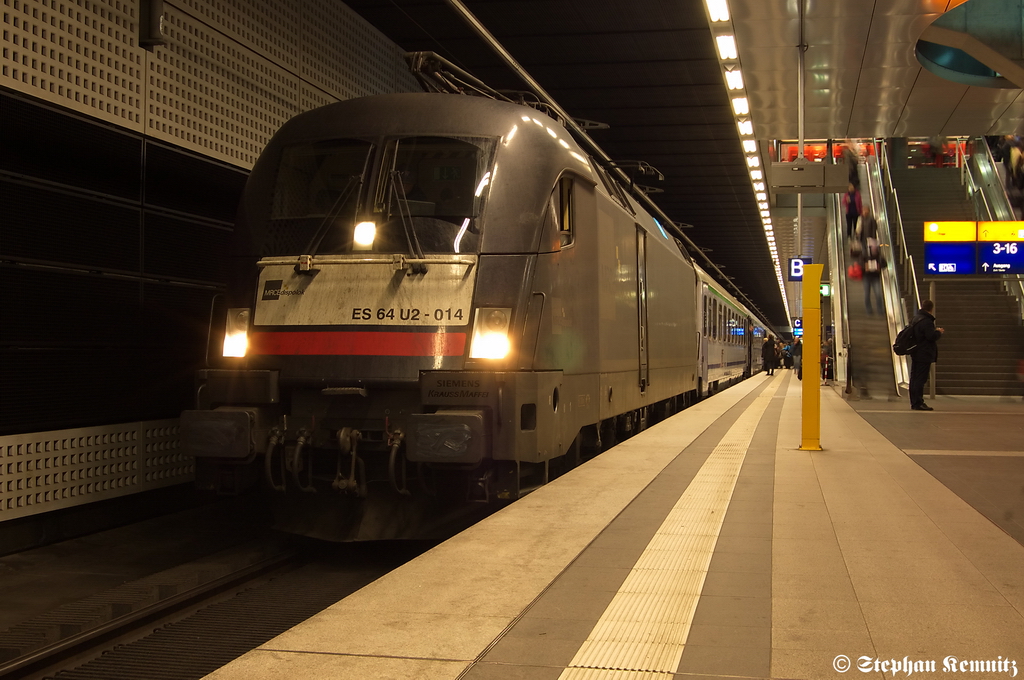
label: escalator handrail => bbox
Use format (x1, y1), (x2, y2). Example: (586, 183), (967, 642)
(955, 139), (994, 221)
(872, 142), (913, 394)
(826, 190), (850, 387)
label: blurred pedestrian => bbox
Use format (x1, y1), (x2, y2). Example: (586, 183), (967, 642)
(821, 338), (834, 386)
(841, 183), (862, 240)
(861, 234), (885, 315)
(792, 337), (803, 380)
(842, 142), (860, 188)
(928, 135), (946, 167)
(908, 299), (944, 411)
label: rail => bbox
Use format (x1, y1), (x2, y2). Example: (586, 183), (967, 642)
(1005, 276), (1024, 322)
(876, 141), (916, 394)
(825, 191), (850, 387)
(956, 138), (994, 221)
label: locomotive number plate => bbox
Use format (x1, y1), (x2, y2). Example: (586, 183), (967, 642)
(255, 259), (476, 327)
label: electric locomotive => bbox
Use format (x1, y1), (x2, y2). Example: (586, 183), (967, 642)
(181, 91), (762, 540)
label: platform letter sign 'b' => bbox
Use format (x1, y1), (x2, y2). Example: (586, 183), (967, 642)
(788, 257), (810, 281)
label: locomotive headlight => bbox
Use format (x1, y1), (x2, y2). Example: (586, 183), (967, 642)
(353, 221), (376, 250)
(222, 308), (250, 358)
(469, 307), (512, 359)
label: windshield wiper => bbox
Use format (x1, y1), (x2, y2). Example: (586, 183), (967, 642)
(388, 169), (428, 273)
(303, 175), (361, 255)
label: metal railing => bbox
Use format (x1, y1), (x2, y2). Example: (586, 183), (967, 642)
(825, 191), (849, 387)
(877, 141), (917, 393)
(953, 137), (1018, 221)
(1004, 276), (1024, 322)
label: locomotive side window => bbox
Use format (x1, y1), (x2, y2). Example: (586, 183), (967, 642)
(555, 176), (575, 247)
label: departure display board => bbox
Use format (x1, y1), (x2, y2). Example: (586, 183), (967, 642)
(922, 221), (1024, 275)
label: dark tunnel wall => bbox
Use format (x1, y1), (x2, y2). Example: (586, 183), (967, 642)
(0, 90), (248, 436)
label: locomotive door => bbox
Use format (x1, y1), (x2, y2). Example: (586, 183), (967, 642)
(636, 227), (649, 393)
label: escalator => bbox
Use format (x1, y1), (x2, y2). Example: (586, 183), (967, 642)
(875, 139), (1024, 397)
(830, 155), (908, 401)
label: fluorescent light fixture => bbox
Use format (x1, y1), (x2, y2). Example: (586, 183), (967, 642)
(753, 182), (765, 191)
(737, 120), (753, 135)
(758, 202), (769, 210)
(755, 192), (767, 201)
(746, 155), (760, 167)
(725, 70), (743, 90)
(731, 97), (749, 114)
(750, 170), (763, 180)
(760, 210), (771, 217)
(706, 0), (729, 21)
(716, 35), (738, 60)
(742, 140), (757, 153)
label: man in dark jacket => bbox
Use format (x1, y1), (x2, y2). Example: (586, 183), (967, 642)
(761, 335), (777, 376)
(908, 299), (944, 411)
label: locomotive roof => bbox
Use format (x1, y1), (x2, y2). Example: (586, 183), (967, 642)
(273, 93), (566, 143)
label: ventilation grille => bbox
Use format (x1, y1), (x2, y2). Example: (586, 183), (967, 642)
(2, 0), (422, 170)
(0, 419), (192, 522)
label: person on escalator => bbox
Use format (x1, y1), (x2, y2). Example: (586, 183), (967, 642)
(860, 236), (885, 315)
(841, 184), (862, 240)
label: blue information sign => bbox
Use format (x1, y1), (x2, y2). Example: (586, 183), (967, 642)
(924, 242), (977, 275)
(978, 242), (1024, 274)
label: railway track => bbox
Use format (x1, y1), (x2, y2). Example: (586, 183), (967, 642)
(0, 535), (433, 680)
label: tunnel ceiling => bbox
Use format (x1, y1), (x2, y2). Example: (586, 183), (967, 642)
(345, 0), (1024, 330)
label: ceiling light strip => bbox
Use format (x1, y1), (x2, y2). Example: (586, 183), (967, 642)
(702, 0), (790, 322)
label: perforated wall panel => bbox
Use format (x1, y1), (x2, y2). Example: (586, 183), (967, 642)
(2, 0), (422, 170)
(0, 420), (192, 522)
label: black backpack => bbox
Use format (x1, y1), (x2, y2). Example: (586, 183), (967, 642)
(892, 320), (919, 356)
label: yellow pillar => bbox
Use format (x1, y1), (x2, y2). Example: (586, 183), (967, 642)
(800, 264), (823, 451)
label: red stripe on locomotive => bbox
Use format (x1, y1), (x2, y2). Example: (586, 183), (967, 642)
(250, 331), (467, 357)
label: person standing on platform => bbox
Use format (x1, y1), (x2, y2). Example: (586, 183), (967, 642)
(841, 183), (861, 240)
(792, 337), (803, 380)
(821, 338), (835, 386)
(762, 335), (777, 376)
(908, 299), (944, 411)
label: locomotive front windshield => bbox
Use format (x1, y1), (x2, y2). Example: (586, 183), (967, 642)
(262, 135), (495, 257)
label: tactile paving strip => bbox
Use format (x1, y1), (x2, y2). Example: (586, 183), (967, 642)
(560, 377), (781, 678)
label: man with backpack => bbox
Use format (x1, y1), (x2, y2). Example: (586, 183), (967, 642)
(907, 300), (944, 411)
